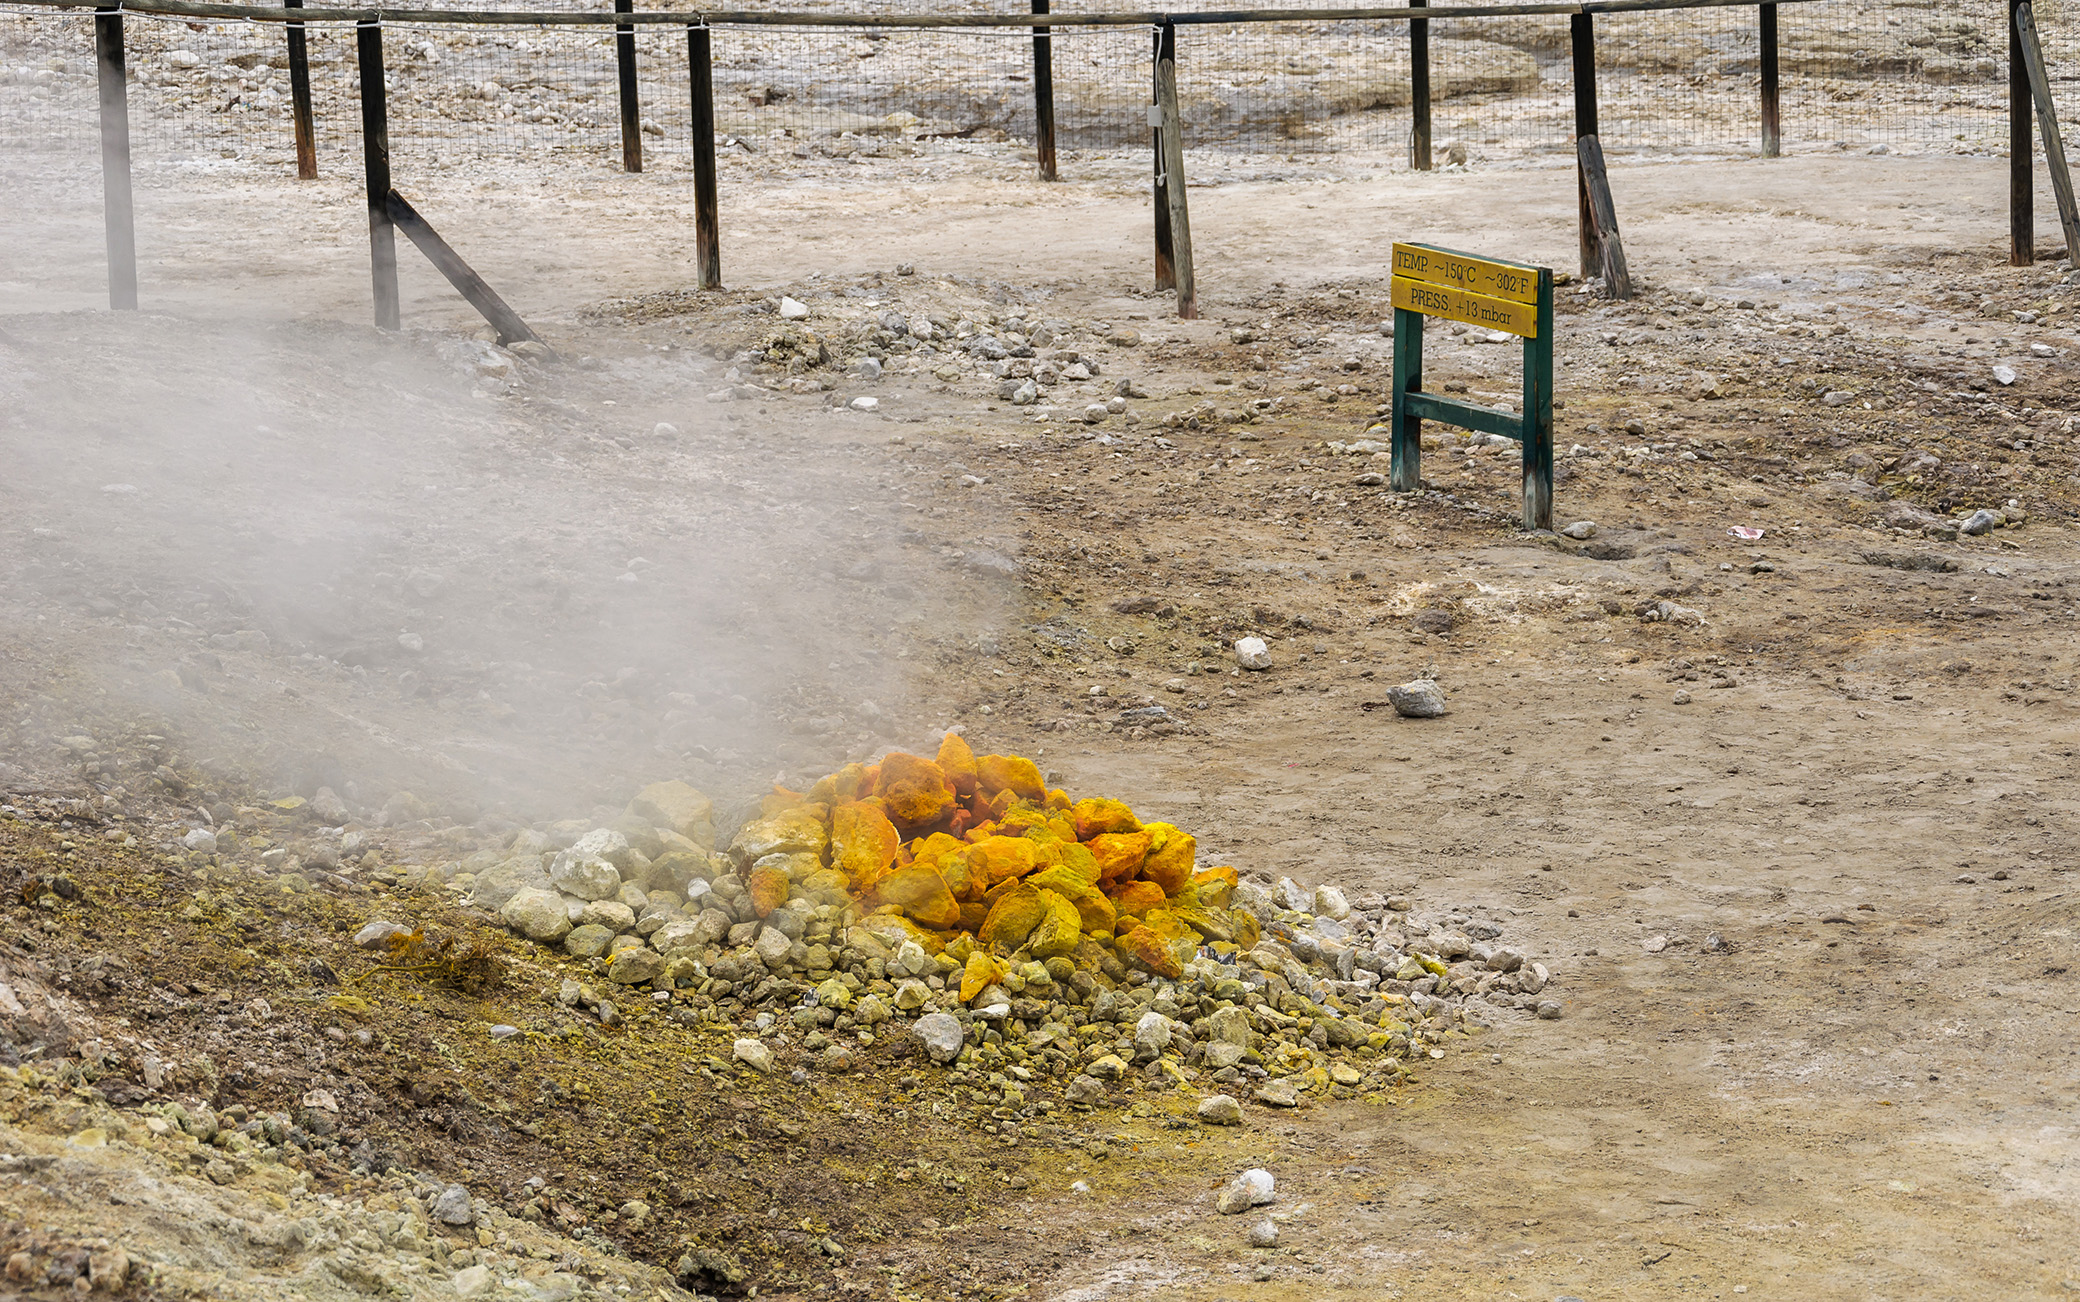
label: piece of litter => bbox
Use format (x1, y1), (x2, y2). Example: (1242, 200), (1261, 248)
(1728, 526), (1765, 541)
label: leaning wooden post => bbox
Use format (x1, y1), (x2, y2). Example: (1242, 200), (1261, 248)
(1154, 23), (1195, 319)
(2011, 0), (2034, 265)
(687, 23), (721, 290)
(93, 4), (137, 310)
(1758, 1), (1779, 158)
(1577, 133), (1632, 299)
(285, 0), (317, 178)
(1409, 0), (1431, 170)
(615, 0), (642, 172)
(1032, 0), (1058, 181)
(1570, 12), (1599, 279)
(1151, 23), (1175, 292)
(2015, 0), (2080, 261)
(356, 20), (399, 330)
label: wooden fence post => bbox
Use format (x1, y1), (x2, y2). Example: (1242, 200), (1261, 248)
(93, 4), (137, 310)
(688, 24), (721, 290)
(2012, 0), (2034, 266)
(356, 20), (399, 330)
(2015, 0), (2080, 260)
(386, 190), (545, 346)
(1154, 24), (1195, 319)
(1758, 1), (1779, 158)
(1410, 0), (1431, 170)
(615, 0), (642, 172)
(1152, 23), (1175, 292)
(1570, 12), (1599, 279)
(1032, 0), (1058, 181)
(285, 0), (317, 178)
(1577, 133), (1632, 299)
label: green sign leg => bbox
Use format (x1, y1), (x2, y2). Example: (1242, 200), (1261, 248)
(1519, 267), (1555, 530)
(1390, 306), (1424, 492)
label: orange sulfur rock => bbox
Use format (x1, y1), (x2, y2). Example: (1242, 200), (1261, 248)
(1139, 823), (1195, 895)
(1120, 924), (1184, 979)
(746, 865), (792, 917)
(975, 753), (1046, 803)
(1087, 831), (1152, 882)
(1112, 879), (1167, 917)
(877, 752), (958, 828)
(1191, 865), (1238, 908)
(1072, 797), (1142, 841)
(936, 732), (980, 799)
(874, 865), (961, 929)
(966, 835), (1039, 885)
(830, 801), (900, 890)
(960, 951), (1007, 1000)
(789, 744), (1257, 981)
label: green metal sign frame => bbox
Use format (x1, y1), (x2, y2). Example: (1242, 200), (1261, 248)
(1388, 243), (1556, 530)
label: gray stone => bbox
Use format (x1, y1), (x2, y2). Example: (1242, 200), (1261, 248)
(1247, 1218), (1279, 1248)
(1821, 389), (1856, 407)
(181, 828), (217, 854)
(1197, 1094), (1243, 1126)
(733, 1038), (774, 1072)
(893, 979), (931, 1011)
(1536, 999), (1563, 1020)
(549, 849), (622, 901)
(754, 925), (796, 968)
(1133, 1010), (1173, 1058)
(650, 919), (707, 953)
(1559, 520), (1597, 540)
(1202, 1042), (1248, 1071)
(467, 855), (552, 911)
(310, 787), (351, 824)
(1234, 637), (1272, 671)
(1086, 1054), (1130, 1081)
(500, 887), (572, 943)
(607, 946), (667, 985)
(563, 924), (616, 959)
(912, 1012), (966, 1063)
(1960, 508), (2003, 536)
(431, 1184), (474, 1226)
(579, 900), (637, 933)
(1385, 679), (1447, 718)
(1253, 1080), (1300, 1108)
(1201, 1005), (1255, 1048)
(1066, 1074), (1105, 1105)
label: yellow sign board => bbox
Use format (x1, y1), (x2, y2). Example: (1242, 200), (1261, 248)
(1391, 242), (1540, 306)
(1390, 275), (1539, 338)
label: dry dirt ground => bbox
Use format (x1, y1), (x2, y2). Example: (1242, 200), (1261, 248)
(4, 145), (2080, 1301)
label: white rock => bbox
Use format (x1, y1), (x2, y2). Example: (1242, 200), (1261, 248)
(906, 314), (934, 341)
(849, 396), (879, 411)
(1559, 520), (1597, 540)
(893, 939), (930, 977)
(912, 1012), (966, 1062)
(548, 849), (622, 901)
(732, 1038), (774, 1072)
(353, 920), (412, 949)
(500, 887), (572, 942)
(777, 296), (809, 320)
(1217, 1168), (1276, 1214)
(753, 926), (795, 967)
(181, 827), (218, 853)
(1994, 365), (2017, 386)
(1248, 1217), (1279, 1247)
(452, 1265), (494, 1300)
(1313, 885), (1351, 920)
(1234, 637), (1272, 671)
(1385, 679), (1447, 718)
(1197, 1094), (1243, 1126)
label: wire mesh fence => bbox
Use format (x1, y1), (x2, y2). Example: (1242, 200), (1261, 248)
(7, 0), (2072, 179)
